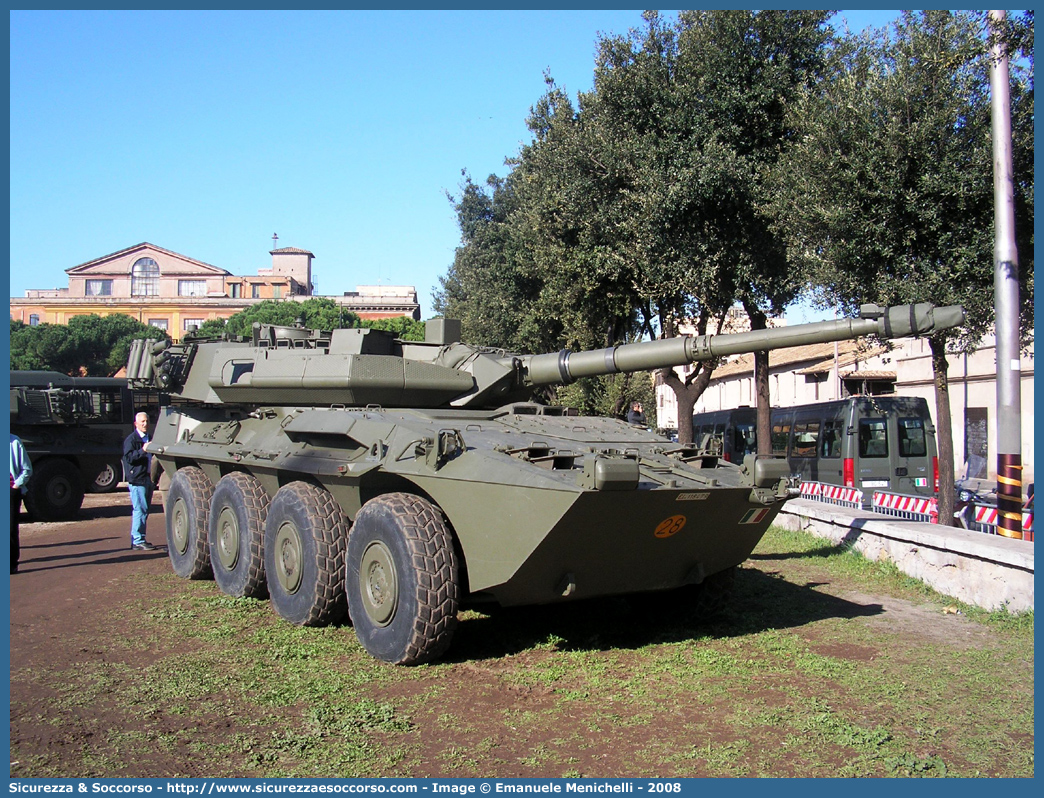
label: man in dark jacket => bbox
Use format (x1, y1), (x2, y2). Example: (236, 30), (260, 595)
(123, 412), (158, 550)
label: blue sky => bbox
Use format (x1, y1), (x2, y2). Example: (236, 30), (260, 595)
(10, 9), (899, 322)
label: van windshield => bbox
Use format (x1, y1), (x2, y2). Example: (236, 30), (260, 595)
(898, 418), (927, 457)
(858, 418), (889, 458)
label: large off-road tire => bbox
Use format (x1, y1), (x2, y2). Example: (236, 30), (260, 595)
(264, 482), (348, 627)
(166, 467), (214, 579)
(208, 472), (269, 599)
(345, 493), (460, 665)
(89, 459), (123, 493)
(628, 566), (737, 625)
(25, 459), (85, 521)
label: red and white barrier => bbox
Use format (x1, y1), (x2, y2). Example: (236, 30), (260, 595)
(871, 491), (939, 523)
(800, 481), (863, 508)
(799, 483), (1033, 542)
(974, 505), (998, 527)
(973, 503), (1034, 541)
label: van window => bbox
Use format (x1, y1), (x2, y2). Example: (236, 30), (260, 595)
(792, 421), (820, 457)
(733, 422), (757, 457)
(710, 423), (725, 453)
(771, 422), (791, 455)
(820, 420), (843, 459)
(898, 418), (927, 457)
(859, 418), (889, 458)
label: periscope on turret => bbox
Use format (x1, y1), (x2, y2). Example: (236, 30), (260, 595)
(125, 302), (964, 665)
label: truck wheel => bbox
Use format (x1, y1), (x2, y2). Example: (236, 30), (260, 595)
(264, 482), (348, 627)
(166, 467), (214, 579)
(25, 459), (85, 521)
(628, 566), (737, 625)
(209, 473), (269, 599)
(345, 493), (460, 665)
(89, 460), (123, 493)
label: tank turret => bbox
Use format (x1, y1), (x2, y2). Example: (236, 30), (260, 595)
(127, 303), (963, 410)
(129, 303), (964, 667)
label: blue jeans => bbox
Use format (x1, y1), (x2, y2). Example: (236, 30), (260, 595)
(129, 483), (154, 545)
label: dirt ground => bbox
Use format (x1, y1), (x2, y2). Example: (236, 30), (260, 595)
(8, 491), (1033, 778)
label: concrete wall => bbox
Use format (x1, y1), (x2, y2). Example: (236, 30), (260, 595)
(775, 498), (1034, 613)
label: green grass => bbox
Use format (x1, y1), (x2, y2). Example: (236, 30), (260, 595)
(10, 525), (1034, 778)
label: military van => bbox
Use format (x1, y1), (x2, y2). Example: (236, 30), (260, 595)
(693, 396), (939, 504)
(10, 371), (170, 520)
(691, 407), (758, 462)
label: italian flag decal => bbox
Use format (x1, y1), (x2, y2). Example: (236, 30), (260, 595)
(739, 508), (771, 525)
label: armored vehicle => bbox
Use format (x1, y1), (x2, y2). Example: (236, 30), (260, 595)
(10, 371), (140, 520)
(125, 303), (963, 665)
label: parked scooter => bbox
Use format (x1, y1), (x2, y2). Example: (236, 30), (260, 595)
(953, 479), (998, 531)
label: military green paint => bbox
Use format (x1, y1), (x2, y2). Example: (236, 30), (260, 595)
(128, 305), (965, 660)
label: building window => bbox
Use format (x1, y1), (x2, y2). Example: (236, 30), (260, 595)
(131, 257), (159, 296)
(229, 283), (241, 298)
(251, 284), (261, 298)
(148, 318), (168, 331)
(178, 280), (207, 297)
(273, 285), (282, 299)
(183, 318), (204, 332)
(28, 314), (39, 326)
(85, 279), (113, 296)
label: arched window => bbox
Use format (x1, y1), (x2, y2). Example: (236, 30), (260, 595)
(131, 257), (159, 296)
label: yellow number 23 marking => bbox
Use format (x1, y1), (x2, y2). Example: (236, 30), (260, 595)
(654, 514), (687, 538)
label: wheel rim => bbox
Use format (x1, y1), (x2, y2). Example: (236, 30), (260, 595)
(94, 464), (117, 489)
(46, 477), (73, 506)
(359, 540), (398, 627)
(171, 497), (190, 555)
(274, 521), (303, 594)
(216, 506), (240, 570)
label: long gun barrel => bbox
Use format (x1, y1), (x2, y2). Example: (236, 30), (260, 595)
(126, 303), (963, 410)
(520, 303), (964, 386)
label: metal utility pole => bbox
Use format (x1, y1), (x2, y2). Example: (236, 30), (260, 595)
(988, 10), (1023, 539)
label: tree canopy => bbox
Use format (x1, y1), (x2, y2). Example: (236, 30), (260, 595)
(436, 10), (832, 432)
(10, 315), (168, 376)
(194, 299), (426, 341)
(770, 9), (1034, 522)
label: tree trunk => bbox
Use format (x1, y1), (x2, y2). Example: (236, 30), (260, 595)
(745, 304), (772, 456)
(930, 336), (956, 527)
(661, 366), (714, 444)
(754, 350), (771, 455)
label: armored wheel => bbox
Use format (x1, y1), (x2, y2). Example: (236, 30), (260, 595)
(628, 565), (737, 625)
(89, 459), (123, 493)
(166, 466), (214, 579)
(25, 459), (85, 521)
(264, 482), (348, 627)
(346, 493), (460, 665)
(208, 472), (269, 599)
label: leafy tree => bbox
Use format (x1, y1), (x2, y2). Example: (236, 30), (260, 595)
(435, 171), (552, 353)
(360, 316), (426, 342)
(438, 11), (830, 439)
(226, 298), (360, 337)
(10, 315), (168, 376)
(190, 301), (422, 341)
(771, 10), (1034, 523)
(194, 317), (228, 338)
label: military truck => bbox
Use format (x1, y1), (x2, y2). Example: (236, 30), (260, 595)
(125, 303), (963, 665)
(10, 371), (140, 520)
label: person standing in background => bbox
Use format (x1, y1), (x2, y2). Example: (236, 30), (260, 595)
(123, 412), (158, 551)
(10, 434), (32, 574)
